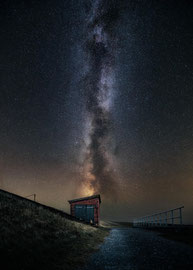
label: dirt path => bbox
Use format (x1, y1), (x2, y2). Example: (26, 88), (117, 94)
(80, 228), (193, 270)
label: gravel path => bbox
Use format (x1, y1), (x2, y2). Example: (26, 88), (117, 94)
(80, 228), (193, 270)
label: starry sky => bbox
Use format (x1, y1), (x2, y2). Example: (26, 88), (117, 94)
(1, 0), (193, 223)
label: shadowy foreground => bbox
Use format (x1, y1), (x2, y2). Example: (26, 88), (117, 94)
(148, 226), (193, 247)
(0, 190), (108, 270)
(80, 227), (193, 270)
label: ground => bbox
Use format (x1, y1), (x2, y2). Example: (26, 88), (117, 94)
(1, 190), (193, 270)
(0, 190), (108, 270)
(80, 227), (193, 270)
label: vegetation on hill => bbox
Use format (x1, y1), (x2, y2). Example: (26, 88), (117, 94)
(0, 190), (108, 270)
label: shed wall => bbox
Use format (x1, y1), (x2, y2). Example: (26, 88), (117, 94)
(70, 198), (100, 225)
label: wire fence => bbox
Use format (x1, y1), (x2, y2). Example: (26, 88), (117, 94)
(133, 206), (184, 227)
(25, 193), (36, 201)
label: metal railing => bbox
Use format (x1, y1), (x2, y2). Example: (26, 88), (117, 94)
(133, 206), (184, 227)
(25, 193), (36, 201)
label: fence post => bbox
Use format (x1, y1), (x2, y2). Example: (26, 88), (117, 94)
(171, 210), (174, 225)
(179, 208), (182, 225)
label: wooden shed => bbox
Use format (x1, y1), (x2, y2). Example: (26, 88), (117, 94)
(68, 194), (101, 225)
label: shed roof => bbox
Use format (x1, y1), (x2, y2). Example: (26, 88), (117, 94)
(68, 194), (101, 204)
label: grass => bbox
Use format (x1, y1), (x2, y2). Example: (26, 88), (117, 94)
(0, 190), (109, 270)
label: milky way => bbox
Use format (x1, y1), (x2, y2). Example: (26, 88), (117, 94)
(80, 0), (119, 196)
(1, 0), (193, 222)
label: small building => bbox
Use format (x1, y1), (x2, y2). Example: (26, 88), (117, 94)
(68, 194), (101, 225)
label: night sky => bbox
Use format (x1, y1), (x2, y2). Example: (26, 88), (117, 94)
(1, 0), (193, 223)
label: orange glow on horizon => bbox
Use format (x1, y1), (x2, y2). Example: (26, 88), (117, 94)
(80, 157), (96, 196)
(81, 184), (95, 196)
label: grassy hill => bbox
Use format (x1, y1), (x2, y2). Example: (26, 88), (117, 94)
(0, 189), (108, 270)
